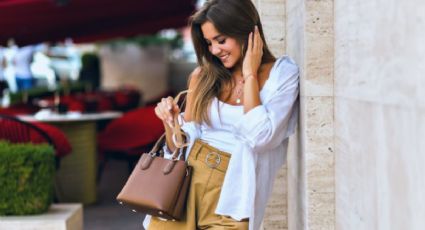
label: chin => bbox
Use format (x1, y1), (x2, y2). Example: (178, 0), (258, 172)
(223, 63), (233, 69)
(222, 60), (236, 69)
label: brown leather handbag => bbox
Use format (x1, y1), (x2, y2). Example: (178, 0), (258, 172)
(116, 91), (192, 221)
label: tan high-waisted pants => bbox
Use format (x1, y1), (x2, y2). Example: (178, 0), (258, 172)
(148, 139), (248, 230)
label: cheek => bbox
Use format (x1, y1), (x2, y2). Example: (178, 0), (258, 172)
(229, 42), (241, 55)
(229, 45), (242, 60)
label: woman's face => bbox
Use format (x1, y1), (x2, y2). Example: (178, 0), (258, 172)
(201, 21), (242, 69)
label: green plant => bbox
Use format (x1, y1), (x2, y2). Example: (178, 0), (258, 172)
(104, 32), (183, 50)
(9, 82), (86, 105)
(0, 141), (55, 215)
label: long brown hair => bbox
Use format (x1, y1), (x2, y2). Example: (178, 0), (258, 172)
(189, 0), (275, 125)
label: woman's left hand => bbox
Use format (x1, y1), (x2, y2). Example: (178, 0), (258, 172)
(242, 26), (263, 78)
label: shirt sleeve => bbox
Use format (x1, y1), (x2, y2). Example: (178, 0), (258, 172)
(232, 58), (300, 152)
(162, 145), (174, 160)
(179, 114), (201, 142)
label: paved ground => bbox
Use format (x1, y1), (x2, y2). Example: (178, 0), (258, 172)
(84, 160), (145, 230)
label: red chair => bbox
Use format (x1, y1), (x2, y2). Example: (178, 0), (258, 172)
(97, 106), (164, 180)
(112, 89), (141, 112)
(30, 122), (72, 158)
(0, 114), (72, 167)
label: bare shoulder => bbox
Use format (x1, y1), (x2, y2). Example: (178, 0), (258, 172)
(184, 67), (202, 121)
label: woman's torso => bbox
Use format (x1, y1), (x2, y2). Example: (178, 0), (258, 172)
(199, 60), (277, 153)
(199, 97), (244, 154)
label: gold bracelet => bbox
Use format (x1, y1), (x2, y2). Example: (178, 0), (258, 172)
(243, 74), (255, 81)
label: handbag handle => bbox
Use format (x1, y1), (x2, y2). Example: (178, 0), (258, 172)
(148, 133), (166, 157)
(170, 90), (189, 149)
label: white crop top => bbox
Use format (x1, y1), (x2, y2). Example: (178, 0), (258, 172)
(199, 97), (244, 154)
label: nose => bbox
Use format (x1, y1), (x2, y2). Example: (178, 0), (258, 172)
(210, 43), (221, 55)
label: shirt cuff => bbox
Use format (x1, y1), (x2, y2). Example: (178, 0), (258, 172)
(162, 145), (173, 159)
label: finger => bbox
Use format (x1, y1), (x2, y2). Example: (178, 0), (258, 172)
(160, 98), (172, 118)
(254, 26), (262, 52)
(154, 105), (162, 119)
(155, 104), (167, 121)
(173, 104), (180, 114)
(158, 100), (173, 123)
(247, 32), (253, 51)
(166, 96), (174, 111)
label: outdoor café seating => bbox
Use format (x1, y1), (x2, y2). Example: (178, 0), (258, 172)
(0, 114), (72, 166)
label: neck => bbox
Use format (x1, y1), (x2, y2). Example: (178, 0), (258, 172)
(230, 63), (242, 76)
(231, 69), (243, 81)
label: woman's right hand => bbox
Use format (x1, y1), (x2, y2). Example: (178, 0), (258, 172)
(154, 96), (180, 128)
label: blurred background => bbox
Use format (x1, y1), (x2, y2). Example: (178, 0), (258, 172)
(0, 0), (200, 229)
(0, 0), (200, 106)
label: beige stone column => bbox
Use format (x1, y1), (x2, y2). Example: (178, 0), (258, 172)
(304, 0), (335, 228)
(257, 0), (336, 229)
(285, 0), (335, 229)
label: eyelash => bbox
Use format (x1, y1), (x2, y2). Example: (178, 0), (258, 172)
(206, 38), (226, 46)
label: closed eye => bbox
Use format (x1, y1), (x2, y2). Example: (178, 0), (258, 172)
(204, 36), (226, 46)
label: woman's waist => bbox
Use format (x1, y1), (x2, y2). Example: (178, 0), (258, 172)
(188, 139), (232, 173)
(199, 131), (236, 154)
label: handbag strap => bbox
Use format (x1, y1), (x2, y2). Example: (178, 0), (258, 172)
(148, 133), (166, 157)
(147, 90), (190, 160)
(170, 90), (189, 150)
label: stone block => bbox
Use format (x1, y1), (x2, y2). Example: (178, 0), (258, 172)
(0, 204), (83, 230)
(303, 0), (334, 97)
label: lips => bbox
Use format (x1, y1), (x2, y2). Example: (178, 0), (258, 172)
(219, 54), (229, 62)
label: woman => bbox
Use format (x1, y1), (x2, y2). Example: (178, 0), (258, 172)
(147, 0), (299, 229)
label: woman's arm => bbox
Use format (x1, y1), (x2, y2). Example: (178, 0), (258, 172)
(234, 58), (300, 152)
(242, 26), (264, 113)
(155, 67), (201, 153)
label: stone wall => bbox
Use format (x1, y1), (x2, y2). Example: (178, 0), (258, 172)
(261, 0), (336, 229)
(262, 0), (425, 229)
(334, 0), (425, 229)
(285, 1), (306, 229)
